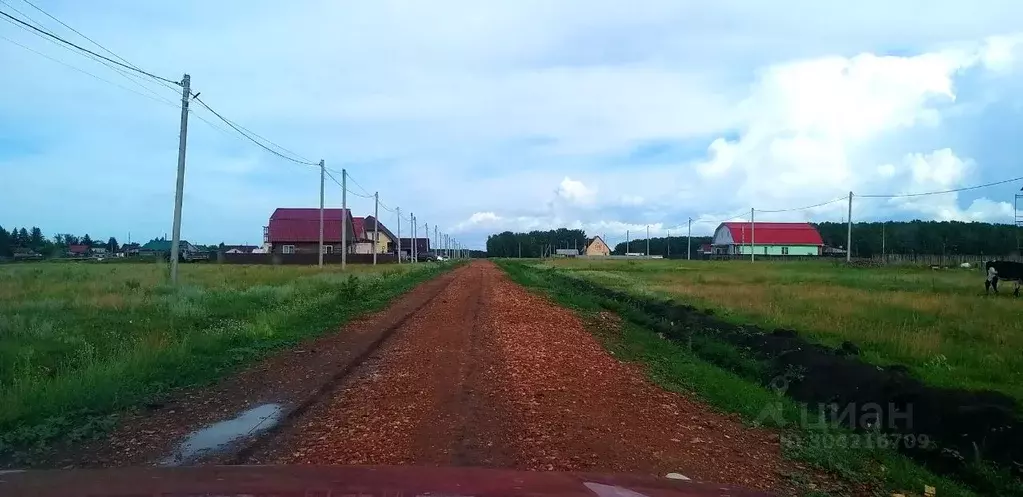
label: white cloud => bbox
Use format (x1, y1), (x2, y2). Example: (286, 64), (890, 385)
(555, 177), (598, 206)
(3, 2), (1023, 248)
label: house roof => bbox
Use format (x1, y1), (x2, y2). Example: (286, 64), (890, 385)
(719, 222), (823, 245)
(268, 208), (354, 243)
(140, 239), (194, 251)
(363, 216), (398, 242)
(68, 244), (90, 253)
(585, 236), (608, 251)
(351, 217), (366, 239)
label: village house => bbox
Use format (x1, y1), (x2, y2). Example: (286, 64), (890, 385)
(711, 222), (824, 256)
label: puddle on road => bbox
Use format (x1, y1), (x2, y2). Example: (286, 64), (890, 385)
(161, 403), (283, 466)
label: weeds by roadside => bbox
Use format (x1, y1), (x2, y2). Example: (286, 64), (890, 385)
(0, 262), (458, 464)
(497, 259), (1017, 497)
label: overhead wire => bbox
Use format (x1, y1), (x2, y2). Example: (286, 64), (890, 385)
(0, 33), (180, 109)
(859, 176), (1023, 198)
(0, 3), (179, 105)
(757, 195), (848, 213)
(191, 95), (319, 167)
(0, 8), (180, 86)
(14, 0), (181, 95)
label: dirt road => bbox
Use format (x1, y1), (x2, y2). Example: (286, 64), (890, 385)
(246, 261), (797, 491)
(59, 261), (815, 493)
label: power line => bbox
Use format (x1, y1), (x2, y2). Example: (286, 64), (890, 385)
(14, 0), (182, 95)
(191, 96), (319, 167)
(0, 8), (180, 86)
(0, 2), (178, 105)
(758, 195), (847, 213)
(859, 176), (1023, 198)
(0, 33), (179, 108)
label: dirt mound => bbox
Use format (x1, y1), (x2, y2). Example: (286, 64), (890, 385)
(562, 274), (1023, 482)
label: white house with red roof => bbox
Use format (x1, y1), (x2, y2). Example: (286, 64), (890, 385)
(711, 222), (824, 256)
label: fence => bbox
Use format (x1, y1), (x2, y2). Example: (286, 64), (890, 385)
(707, 253), (1023, 266)
(218, 253), (397, 265)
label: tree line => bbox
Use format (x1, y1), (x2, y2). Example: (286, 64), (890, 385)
(486, 220), (1023, 259)
(816, 220), (1023, 257)
(0, 225), (125, 258)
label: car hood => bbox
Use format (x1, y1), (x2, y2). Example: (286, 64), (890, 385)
(0, 465), (770, 497)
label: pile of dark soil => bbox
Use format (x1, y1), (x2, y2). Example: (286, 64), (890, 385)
(560, 274), (1022, 485)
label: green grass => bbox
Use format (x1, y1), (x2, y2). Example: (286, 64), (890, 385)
(0, 261), (454, 460)
(538, 258), (1023, 404)
(497, 259), (1015, 497)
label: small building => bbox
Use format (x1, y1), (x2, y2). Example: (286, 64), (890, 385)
(583, 236), (611, 256)
(398, 238), (430, 257)
(139, 239), (202, 259)
(68, 244), (90, 257)
(223, 245), (258, 254)
(555, 248), (579, 257)
(265, 208), (357, 255)
(711, 222), (823, 256)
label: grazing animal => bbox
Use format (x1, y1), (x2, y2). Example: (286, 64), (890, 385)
(985, 260), (1023, 297)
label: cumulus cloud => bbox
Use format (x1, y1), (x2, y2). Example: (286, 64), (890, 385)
(3, 1), (1023, 248)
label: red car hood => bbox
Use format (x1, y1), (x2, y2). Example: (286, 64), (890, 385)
(0, 465), (770, 497)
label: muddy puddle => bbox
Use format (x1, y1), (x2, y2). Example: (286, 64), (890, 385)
(161, 403), (283, 466)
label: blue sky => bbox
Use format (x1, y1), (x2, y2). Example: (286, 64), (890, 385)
(2, 1), (1023, 249)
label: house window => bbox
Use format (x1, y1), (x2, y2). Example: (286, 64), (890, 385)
(781, 246), (789, 255)
(282, 245), (295, 254)
(323, 245), (333, 254)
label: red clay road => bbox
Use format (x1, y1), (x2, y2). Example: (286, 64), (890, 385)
(45, 261), (837, 495)
(247, 261), (814, 493)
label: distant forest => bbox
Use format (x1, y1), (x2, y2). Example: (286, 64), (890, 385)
(487, 220), (1023, 258)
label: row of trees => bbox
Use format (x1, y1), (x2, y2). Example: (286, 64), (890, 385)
(611, 236), (713, 258)
(486, 229), (588, 258)
(0, 225), (123, 258)
(487, 220), (1023, 259)
(816, 220), (1023, 257)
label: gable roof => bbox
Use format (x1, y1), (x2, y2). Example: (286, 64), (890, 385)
(268, 208), (354, 243)
(398, 237), (431, 253)
(351, 217), (366, 239)
(363, 216), (398, 242)
(719, 222), (823, 245)
(139, 239), (195, 251)
(586, 235), (607, 248)
(68, 244), (90, 254)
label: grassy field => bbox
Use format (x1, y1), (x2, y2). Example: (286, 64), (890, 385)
(498, 258), (1018, 496)
(0, 261), (451, 459)
(540, 258), (1023, 404)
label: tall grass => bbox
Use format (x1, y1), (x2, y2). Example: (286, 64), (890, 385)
(0, 262), (450, 459)
(543, 259), (1023, 404)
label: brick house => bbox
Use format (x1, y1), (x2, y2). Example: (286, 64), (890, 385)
(583, 236), (610, 256)
(265, 208), (357, 255)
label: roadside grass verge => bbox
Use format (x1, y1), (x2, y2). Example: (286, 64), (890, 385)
(497, 259), (1007, 497)
(0, 262), (456, 462)
(543, 258), (1023, 405)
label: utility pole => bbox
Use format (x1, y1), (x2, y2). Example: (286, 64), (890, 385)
(424, 222), (429, 255)
(434, 225), (438, 258)
(881, 222), (885, 262)
(687, 217), (692, 261)
(318, 160), (325, 267)
(373, 192), (379, 266)
(518, 241), (522, 258)
(646, 225), (650, 256)
(846, 191), (853, 263)
(626, 230), (630, 254)
(666, 229), (670, 257)
(396, 207), (401, 264)
(411, 214), (416, 262)
(169, 73), (191, 285)
(341, 169), (347, 270)
(750, 208), (755, 263)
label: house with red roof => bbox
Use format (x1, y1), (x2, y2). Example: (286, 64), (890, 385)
(264, 208), (357, 255)
(711, 222), (824, 256)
